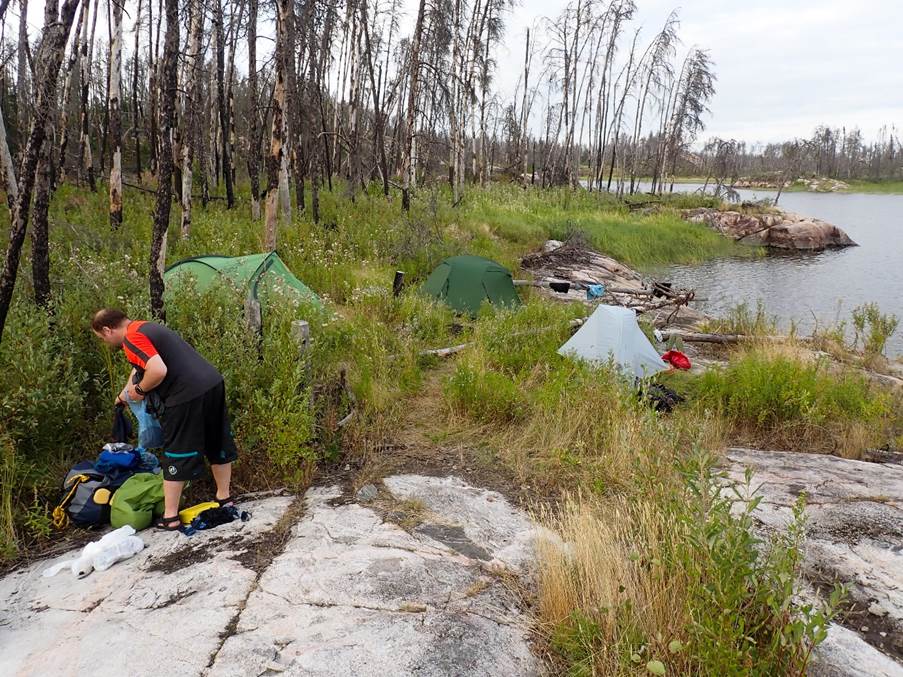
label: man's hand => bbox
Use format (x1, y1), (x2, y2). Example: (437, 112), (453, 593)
(126, 382), (145, 401)
(115, 391), (127, 407)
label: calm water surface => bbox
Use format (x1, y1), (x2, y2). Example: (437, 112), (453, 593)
(652, 184), (903, 356)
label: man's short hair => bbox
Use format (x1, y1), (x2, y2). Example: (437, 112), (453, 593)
(92, 308), (129, 332)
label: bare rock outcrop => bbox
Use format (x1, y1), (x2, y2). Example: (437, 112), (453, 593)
(726, 448), (903, 675)
(0, 479), (541, 677)
(682, 208), (857, 250)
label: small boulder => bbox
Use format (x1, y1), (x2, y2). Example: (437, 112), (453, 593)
(355, 483), (379, 502)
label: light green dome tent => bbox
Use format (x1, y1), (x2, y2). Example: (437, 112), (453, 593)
(421, 255), (521, 315)
(164, 252), (323, 318)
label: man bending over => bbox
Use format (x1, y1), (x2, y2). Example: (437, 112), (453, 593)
(92, 308), (238, 530)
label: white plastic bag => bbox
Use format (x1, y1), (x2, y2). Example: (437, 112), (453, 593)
(43, 526), (143, 578)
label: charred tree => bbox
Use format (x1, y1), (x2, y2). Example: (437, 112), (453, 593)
(213, 0), (234, 208)
(401, 0), (426, 211)
(0, 0), (81, 343)
(149, 0), (179, 320)
(109, 0), (124, 228)
(246, 0), (261, 219)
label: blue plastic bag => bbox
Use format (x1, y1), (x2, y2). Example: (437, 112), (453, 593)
(126, 394), (164, 448)
(586, 283), (605, 300)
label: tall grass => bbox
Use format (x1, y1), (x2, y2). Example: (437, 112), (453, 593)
(536, 453), (840, 676)
(685, 344), (897, 457)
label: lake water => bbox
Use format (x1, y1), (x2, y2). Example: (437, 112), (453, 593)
(651, 184), (903, 356)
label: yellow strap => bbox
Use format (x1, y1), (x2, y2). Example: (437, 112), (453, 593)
(52, 474), (91, 530)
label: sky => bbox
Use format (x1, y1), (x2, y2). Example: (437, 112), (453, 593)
(15, 0), (903, 147)
(492, 0), (903, 145)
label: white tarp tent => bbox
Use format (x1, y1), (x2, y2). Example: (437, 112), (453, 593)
(558, 305), (666, 379)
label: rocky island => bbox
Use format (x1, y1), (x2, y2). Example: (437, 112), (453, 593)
(682, 207), (858, 251)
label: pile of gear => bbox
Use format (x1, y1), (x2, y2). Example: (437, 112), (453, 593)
(49, 394), (249, 577)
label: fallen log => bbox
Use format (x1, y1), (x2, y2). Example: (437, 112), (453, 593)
(660, 329), (811, 344)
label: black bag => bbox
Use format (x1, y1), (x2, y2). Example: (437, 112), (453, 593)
(112, 404), (133, 443)
(640, 382), (685, 413)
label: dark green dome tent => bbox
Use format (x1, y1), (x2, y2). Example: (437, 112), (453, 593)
(421, 255), (521, 315)
(164, 252), (322, 324)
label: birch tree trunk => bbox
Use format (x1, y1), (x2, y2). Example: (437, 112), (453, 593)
(149, 0), (179, 320)
(401, 0), (426, 212)
(180, 0), (204, 238)
(108, 0), (124, 229)
(0, 95), (19, 209)
(132, 0), (143, 181)
(0, 0), (81, 343)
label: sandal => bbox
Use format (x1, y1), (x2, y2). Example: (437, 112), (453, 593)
(215, 495), (235, 507)
(154, 515), (182, 531)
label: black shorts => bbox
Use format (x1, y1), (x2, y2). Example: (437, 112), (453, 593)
(160, 381), (238, 481)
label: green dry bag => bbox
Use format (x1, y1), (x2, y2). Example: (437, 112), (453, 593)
(110, 473), (165, 530)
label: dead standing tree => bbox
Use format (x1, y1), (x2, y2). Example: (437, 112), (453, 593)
(400, 0), (426, 211)
(264, 0), (288, 248)
(149, 0), (179, 320)
(213, 0), (234, 208)
(78, 0), (99, 191)
(245, 0), (261, 219)
(180, 0), (205, 238)
(0, 0), (81, 343)
(108, 0), (124, 227)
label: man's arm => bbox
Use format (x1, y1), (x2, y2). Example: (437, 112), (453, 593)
(127, 355), (168, 401)
(117, 368), (137, 405)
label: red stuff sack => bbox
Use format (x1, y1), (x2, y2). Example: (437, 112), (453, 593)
(661, 350), (691, 370)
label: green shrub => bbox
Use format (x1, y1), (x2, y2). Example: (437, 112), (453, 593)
(689, 347), (893, 453)
(852, 302), (898, 357)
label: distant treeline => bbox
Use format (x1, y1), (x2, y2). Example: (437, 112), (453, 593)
(685, 126), (903, 188)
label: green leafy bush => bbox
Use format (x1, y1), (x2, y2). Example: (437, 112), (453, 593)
(688, 347), (894, 454)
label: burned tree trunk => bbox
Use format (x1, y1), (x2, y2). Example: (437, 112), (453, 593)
(246, 0), (261, 219)
(55, 0), (84, 187)
(360, 0), (389, 198)
(0, 0), (81, 343)
(149, 0), (179, 320)
(109, 0), (124, 228)
(78, 0), (97, 191)
(264, 0), (287, 249)
(213, 0), (234, 208)
(31, 120), (52, 308)
(16, 0), (30, 144)
(401, 0), (426, 212)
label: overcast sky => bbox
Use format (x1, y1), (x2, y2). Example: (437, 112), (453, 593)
(17, 0), (903, 146)
(494, 0), (903, 146)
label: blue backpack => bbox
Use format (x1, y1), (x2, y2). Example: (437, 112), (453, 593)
(52, 461), (135, 529)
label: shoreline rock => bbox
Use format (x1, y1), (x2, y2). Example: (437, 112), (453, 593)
(681, 207), (858, 251)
